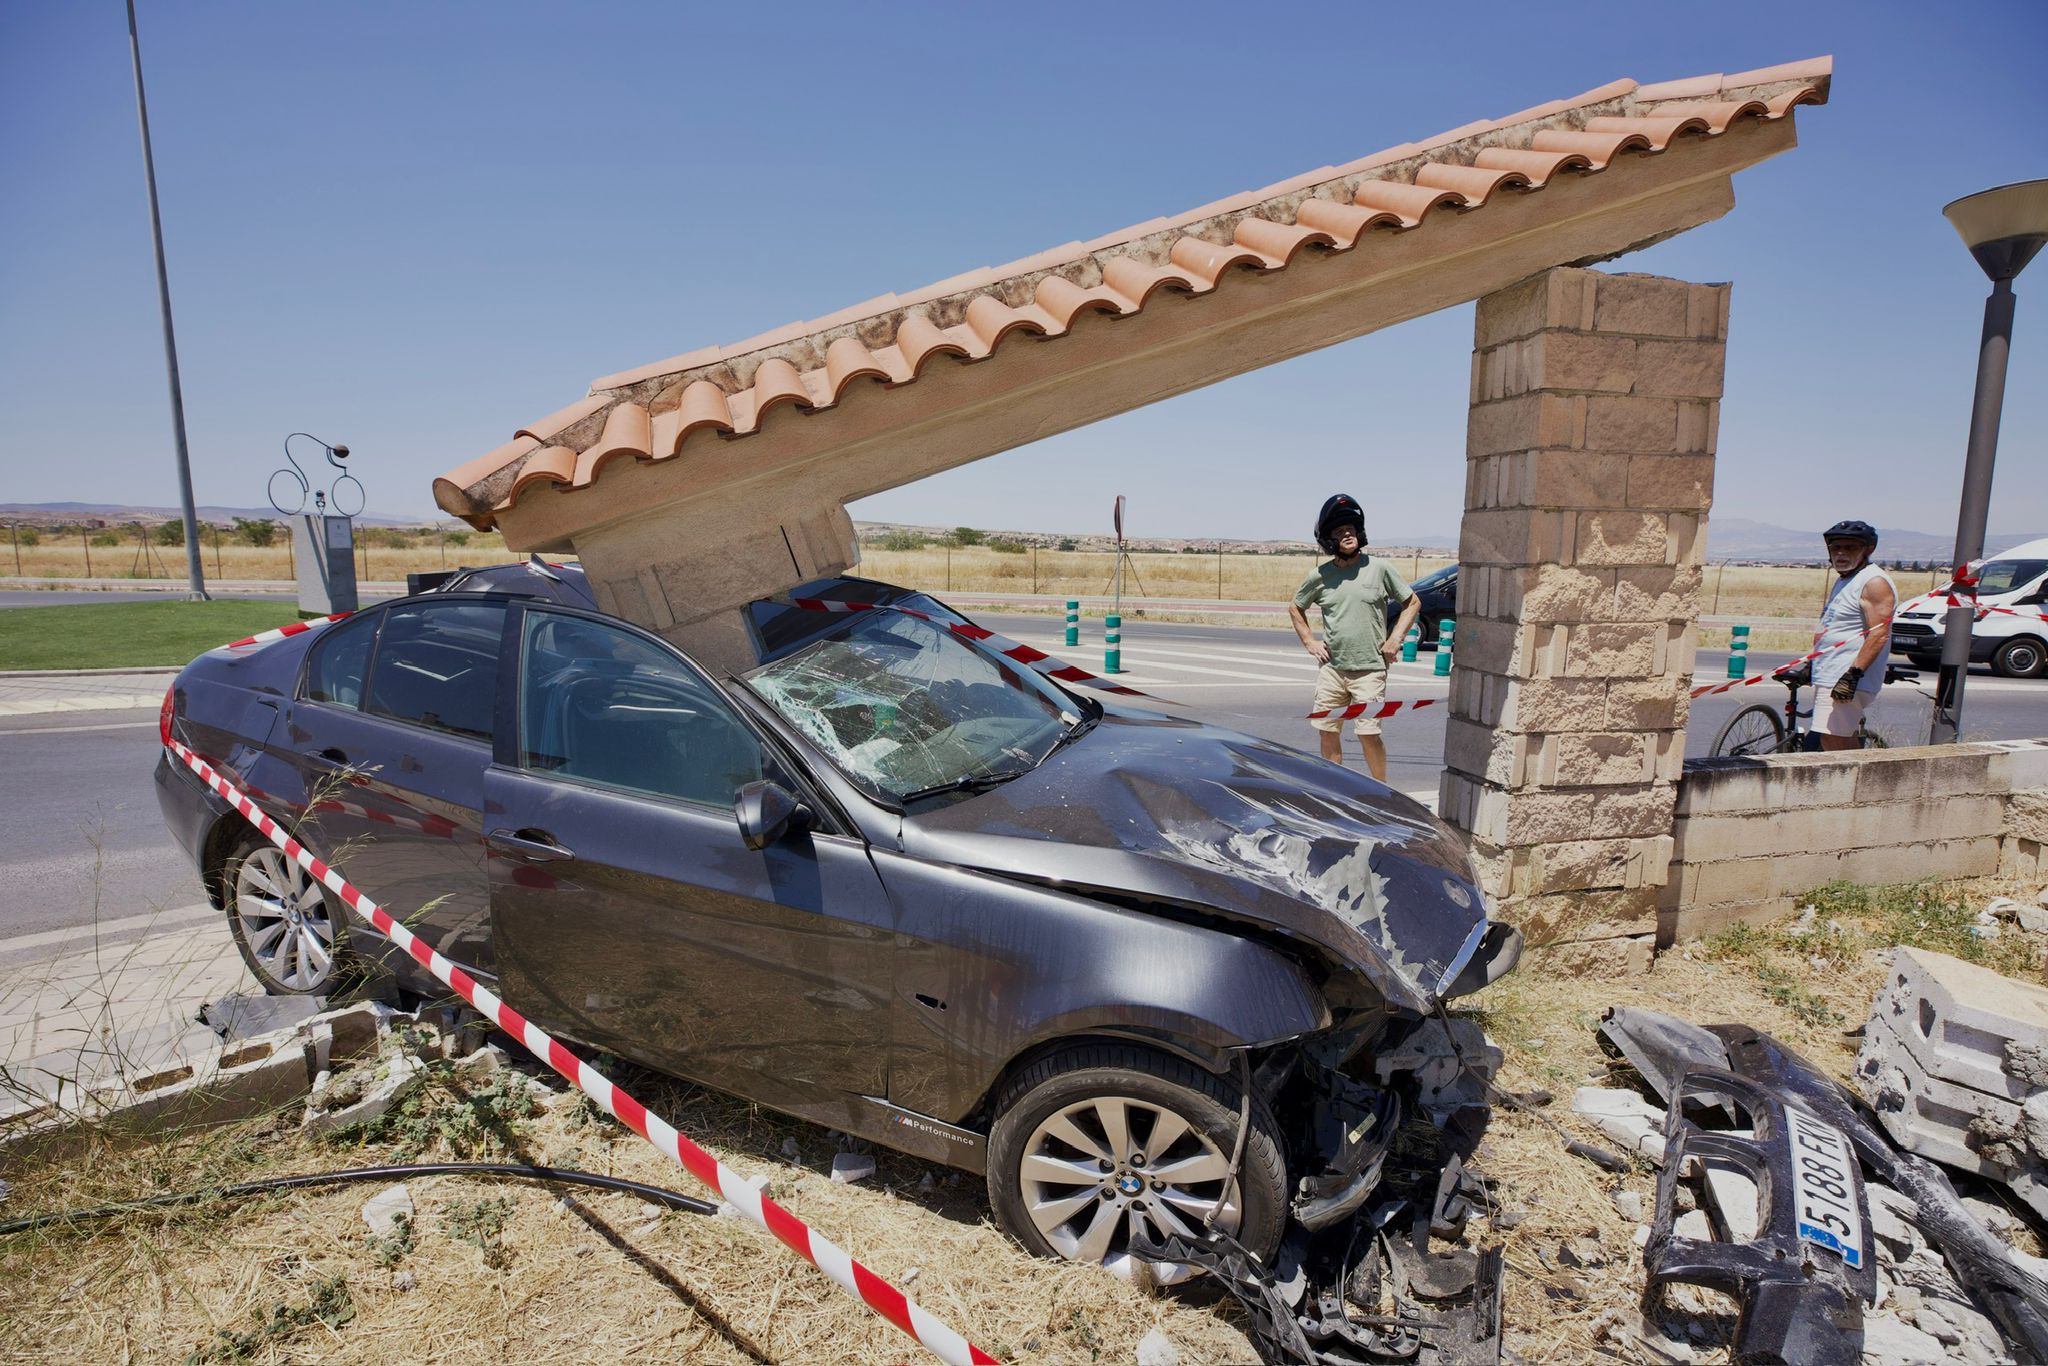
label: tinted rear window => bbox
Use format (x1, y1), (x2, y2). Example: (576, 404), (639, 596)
(365, 601), (506, 741)
(304, 613), (379, 709)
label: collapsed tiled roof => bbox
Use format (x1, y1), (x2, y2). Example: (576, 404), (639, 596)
(437, 58), (1830, 531)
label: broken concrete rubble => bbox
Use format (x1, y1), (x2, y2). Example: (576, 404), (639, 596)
(0, 1000), (392, 1163)
(1857, 947), (2048, 1221)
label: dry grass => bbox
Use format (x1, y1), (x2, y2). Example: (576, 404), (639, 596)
(1, 534), (513, 585)
(6, 872), (2040, 1365)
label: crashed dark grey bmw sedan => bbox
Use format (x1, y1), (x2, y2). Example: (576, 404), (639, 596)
(156, 563), (1519, 1279)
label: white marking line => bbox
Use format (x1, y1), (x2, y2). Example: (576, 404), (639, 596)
(0, 720), (159, 736)
(0, 902), (217, 956)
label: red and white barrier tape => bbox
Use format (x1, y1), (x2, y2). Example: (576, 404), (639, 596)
(226, 612), (352, 649)
(790, 597), (1154, 699)
(1308, 697), (1441, 723)
(1940, 593), (2048, 627)
(166, 737), (997, 1365)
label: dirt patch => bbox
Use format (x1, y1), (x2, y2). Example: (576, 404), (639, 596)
(4, 874), (2043, 1364)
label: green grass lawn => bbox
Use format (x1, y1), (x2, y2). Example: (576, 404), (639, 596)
(0, 600), (307, 671)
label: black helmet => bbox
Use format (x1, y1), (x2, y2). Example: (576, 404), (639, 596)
(1822, 519), (1878, 549)
(1315, 494), (1367, 554)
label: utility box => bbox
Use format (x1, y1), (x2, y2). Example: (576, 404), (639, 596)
(293, 514), (358, 615)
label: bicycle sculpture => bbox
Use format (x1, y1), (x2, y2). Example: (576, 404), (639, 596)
(268, 432), (363, 519)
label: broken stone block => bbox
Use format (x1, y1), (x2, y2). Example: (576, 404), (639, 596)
(1570, 1086), (1667, 1164)
(1860, 1313), (1947, 1364)
(1135, 1327), (1180, 1366)
(360, 1183), (414, 1238)
(1673, 1210), (1711, 1242)
(1700, 1159), (1760, 1243)
(302, 1052), (425, 1139)
(831, 1153), (877, 1185)
(1612, 1189), (1643, 1222)
(1866, 1184), (1922, 1260)
(780, 1137), (801, 1160)
(1864, 947), (2048, 1100)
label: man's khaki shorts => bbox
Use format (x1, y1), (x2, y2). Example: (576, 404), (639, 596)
(1810, 689), (1876, 739)
(1311, 664), (1389, 735)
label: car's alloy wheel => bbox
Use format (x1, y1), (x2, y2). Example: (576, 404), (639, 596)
(227, 841), (341, 993)
(987, 1044), (1285, 1284)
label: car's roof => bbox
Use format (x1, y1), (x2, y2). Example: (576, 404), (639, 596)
(415, 558), (597, 607)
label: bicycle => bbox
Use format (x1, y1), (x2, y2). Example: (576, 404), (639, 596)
(1708, 662), (1916, 757)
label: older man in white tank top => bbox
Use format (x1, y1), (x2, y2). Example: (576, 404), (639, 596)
(1809, 519), (1896, 751)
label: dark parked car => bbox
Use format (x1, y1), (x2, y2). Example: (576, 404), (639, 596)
(1385, 563), (1457, 647)
(156, 564), (1518, 1277)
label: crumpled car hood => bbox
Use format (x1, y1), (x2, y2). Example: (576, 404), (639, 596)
(898, 709), (1494, 1015)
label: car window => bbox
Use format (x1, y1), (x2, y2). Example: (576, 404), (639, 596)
(1414, 565), (1457, 591)
(519, 610), (764, 808)
(303, 613), (380, 709)
(1978, 559), (2048, 596)
(744, 609), (1071, 801)
(363, 600), (506, 741)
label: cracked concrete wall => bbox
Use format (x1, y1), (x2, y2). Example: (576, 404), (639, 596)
(1441, 266), (1728, 975)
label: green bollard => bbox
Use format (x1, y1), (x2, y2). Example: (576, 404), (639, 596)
(1065, 599), (1079, 647)
(1432, 619), (1455, 677)
(1400, 624), (1419, 662)
(1105, 613), (1122, 674)
(1728, 624), (1749, 678)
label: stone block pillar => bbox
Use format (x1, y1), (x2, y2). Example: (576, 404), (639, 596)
(1439, 267), (1728, 974)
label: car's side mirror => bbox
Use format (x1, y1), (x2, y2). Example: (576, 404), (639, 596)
(735, 780), (812, 851)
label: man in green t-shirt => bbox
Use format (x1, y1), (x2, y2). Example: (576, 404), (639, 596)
(1288, 494), (1420, 782)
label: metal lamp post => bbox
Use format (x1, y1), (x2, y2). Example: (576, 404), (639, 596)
(1929, 178), (2048, 745)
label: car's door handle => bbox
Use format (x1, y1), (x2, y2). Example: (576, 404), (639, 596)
(487, 828), (575, 862)
(313, 747), (350, 766)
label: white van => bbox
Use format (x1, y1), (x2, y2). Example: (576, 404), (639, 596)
(1891, 537), (2048, 678)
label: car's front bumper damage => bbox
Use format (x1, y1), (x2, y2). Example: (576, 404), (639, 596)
(1138, 1015), (1509, 1365)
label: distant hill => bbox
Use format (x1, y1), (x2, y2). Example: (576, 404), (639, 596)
(1704, 517), (2047, 564)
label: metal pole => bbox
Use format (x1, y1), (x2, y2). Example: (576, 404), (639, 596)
(1931, 278), (2017, 744)
(126, 0), (207, 600)
(83, 530), (93, 579)
(8, 525), (17, 577)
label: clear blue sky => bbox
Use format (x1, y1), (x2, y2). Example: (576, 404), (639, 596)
(3, 1), (2043, 546)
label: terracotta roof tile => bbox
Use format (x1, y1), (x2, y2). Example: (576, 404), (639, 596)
(438, 57), (1832, 528)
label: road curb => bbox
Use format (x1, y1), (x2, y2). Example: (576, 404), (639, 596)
(0, 665), (182, 679)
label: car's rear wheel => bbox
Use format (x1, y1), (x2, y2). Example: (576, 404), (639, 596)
(986, 1044), (1285, 1283)
(1993, 637), (2047, 678)
(224, 836), (345, 994)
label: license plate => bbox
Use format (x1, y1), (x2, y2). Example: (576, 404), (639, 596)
(1784, 1109), (1864, 1269)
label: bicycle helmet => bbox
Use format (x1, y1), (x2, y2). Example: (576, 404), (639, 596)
(1315, 494), (1368, 554)
(1822, 519), (1878, 549)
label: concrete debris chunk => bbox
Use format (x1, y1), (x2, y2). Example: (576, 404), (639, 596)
(831, 1153), (877, 1185)
(1134, 1327), (1180, 1366)
(1611, 1189), (1643, 1222)
(1858, 947), (2048, 1221)
(1859, 1313), (1948, 1364)
(1570, 1086), (1667, 1164)
(1700, 1159), (1760, 1244)
(780, 1137), (801, 1160)
(1673, 1210), (1711, 1242)
(303, 1051), (425, 1139)
(360, 1183), (414, 1238)
(393, 1271), (417, 1292)
(1866, 1184), (1922, 1260)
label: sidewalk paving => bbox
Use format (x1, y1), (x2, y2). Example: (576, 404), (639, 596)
(0, 669), (173, 716)
(0, 909), (252, 1125)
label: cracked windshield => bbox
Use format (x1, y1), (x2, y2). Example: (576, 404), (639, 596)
(745, 611), (1082, 801)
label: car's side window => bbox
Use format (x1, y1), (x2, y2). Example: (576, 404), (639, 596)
(303, 613), (380, 710)
(519, 610), (765, 809)
(363, 601), (507, 742)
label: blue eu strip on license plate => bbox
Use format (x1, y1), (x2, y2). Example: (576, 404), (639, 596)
(1784, 1108), (1864, 1269)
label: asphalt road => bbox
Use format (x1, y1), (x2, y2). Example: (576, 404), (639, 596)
(2, 611), (2041, 943)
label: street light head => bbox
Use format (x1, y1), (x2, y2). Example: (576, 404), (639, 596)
(330, 444), (350, 460)
(1943, 178), (2048, 282)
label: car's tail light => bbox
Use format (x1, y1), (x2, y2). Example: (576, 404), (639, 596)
(159, 684), (175, 748)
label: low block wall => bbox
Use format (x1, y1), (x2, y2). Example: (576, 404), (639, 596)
(1659, 738), (2048, 943)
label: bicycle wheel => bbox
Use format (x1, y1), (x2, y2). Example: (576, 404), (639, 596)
(1711, 704), (1785, 758)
